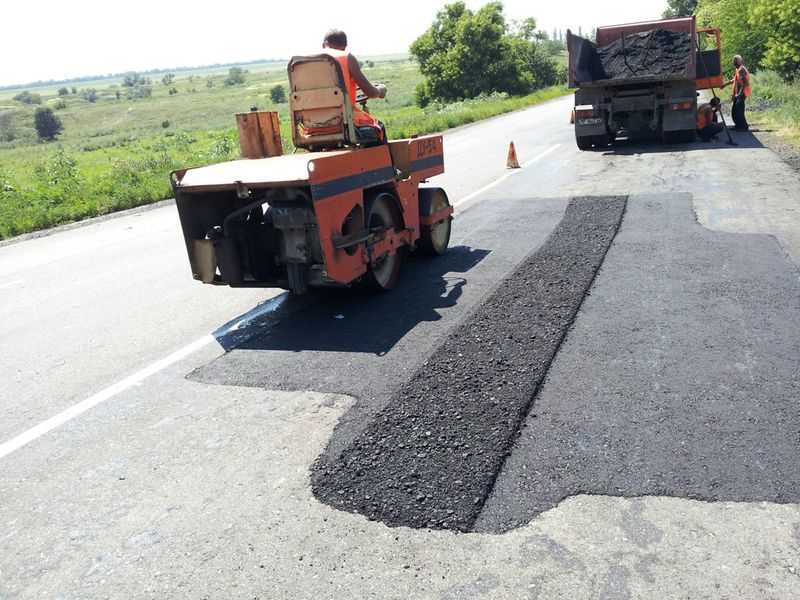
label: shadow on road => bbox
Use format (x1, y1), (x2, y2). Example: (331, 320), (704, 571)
(600, 129), (764, 155)
(212, 245), (490, 356)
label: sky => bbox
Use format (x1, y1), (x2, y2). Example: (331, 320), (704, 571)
(0, 0), (668, 87)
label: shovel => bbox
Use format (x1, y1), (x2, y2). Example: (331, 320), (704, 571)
(696, 41), (738, 146)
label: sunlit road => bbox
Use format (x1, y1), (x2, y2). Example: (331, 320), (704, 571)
(2, 95), (800, 598)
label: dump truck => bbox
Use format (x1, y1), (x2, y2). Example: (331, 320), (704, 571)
(568, 16), (722, 149)
(171, 54), (453, 295)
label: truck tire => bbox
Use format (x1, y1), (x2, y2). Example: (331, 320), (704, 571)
(592, 134), (610, 149)
(576, 135), (593, 151)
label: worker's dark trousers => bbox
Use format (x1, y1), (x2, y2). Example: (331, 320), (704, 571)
(731, 96), (748, 130)
(697, 122), (724, 141)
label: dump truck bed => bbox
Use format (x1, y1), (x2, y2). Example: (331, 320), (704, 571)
(568, 17), (697, 89)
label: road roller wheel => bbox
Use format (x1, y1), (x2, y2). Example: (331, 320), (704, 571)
(362, 193), (405, 291)
(417, 188), (452, 256)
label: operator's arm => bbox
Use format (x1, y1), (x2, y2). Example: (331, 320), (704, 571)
(347, 54), (387, 99)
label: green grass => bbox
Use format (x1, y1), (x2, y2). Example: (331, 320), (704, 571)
(0, 57), (568, 240)
(749, 70), (800, 145)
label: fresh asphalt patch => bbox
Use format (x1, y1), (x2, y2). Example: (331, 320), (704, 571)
(189, 196), (569, 459)
(312, 196), (627, 531)
(192, 191), (800, 535)
(475, 193), (800, 533)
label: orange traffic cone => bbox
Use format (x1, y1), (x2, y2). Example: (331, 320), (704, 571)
(507, 141), (520, 169)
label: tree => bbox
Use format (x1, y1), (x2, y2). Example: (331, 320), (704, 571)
(122, 72), (150, 87)
(697, 0), (768, 76)
(270, 84), (286, 103)
(34, 107), (63, 140)
(162, 73), (175, 85)
(410, 2), (558, 106)
(662, 0), (698, 18)
(224, 67), (247, 86)
(750, 0), (800, 80)
(57, 87), (69, 97)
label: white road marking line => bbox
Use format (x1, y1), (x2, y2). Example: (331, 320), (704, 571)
(0, 294), (288, 459)
(0, 335), (214, 459)
(0, 279), (23, 290)
(451, 144), (560, 208)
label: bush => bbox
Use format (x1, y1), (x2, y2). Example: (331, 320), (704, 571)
(34, 107), (63, 141)
(53, 98), (67, 110)
(162, 73), (175, 85)
(13, 91), (42, 105)
(81, 88), (98, 103)
(168, 87), (178, 95)
(71, 86), (77, 94)
(270, 84), (286, 103)
(161, 120), (171, 128)
(224, 67), (247, 86)
(57, 87), (69, 97)
(209, 132), (237, 160)
(128, 85), (153, 99)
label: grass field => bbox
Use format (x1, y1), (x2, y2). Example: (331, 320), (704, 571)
(749, 71), (800, 146)
(0, 56), (568, 240)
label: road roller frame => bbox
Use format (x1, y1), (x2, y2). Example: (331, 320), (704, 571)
(171, 53), (453, 295)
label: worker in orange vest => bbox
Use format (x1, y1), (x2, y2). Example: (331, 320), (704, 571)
(696, 97), (723, 142)
(322, 29), (387, 144)
(722, 54), (750, 131)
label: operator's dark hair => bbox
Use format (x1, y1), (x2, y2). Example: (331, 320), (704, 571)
(710, 97), (720, 107)
(323, 29), (348, 49)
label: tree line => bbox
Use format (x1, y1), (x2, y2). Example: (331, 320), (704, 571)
(664, 0), (799, 81)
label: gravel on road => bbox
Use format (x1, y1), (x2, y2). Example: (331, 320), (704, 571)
(312, 196), (628, 531)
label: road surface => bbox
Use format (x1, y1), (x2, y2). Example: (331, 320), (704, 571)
(2, 95), (799, 598)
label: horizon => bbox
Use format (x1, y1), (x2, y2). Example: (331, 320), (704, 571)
(1, 0), (667, 88)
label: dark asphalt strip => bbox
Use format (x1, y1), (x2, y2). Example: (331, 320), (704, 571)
(312, 196), (628, 531)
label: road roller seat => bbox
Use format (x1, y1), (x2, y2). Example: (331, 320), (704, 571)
(288, 54), (361, 151)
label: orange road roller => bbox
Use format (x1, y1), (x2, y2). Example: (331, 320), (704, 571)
(171, 54), (453, 294)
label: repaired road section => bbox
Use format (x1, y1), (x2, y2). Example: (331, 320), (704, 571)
(313, 196), (627, 531)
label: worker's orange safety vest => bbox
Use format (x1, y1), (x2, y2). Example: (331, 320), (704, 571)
(733, 65), (751, 99)
(324, 48), (381, 133)
(696, 104), (714, 130)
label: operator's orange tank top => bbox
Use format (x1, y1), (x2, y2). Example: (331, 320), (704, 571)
(324, 48), (378, 128)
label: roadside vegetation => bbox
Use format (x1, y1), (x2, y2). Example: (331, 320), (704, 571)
(0, 3), (568, 241)
(749, 72), (800, 144)
(663, 0), (800, 142)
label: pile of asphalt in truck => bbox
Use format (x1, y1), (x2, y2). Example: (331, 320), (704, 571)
(577, 28), (692, 82)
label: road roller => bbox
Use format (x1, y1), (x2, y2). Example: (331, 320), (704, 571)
(170, 53), (453, 294)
